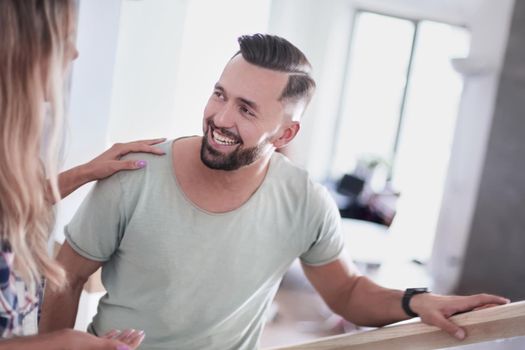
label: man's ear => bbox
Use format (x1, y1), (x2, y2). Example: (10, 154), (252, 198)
(273, 122), (300, 149)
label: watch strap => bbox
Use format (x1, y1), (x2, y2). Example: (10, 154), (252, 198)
(402, 288), (429, 317)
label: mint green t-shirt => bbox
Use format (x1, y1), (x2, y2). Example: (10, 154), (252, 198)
(65, 140), (344, 350)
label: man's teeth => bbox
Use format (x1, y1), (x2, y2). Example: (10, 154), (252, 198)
(213, 130), (238, 145)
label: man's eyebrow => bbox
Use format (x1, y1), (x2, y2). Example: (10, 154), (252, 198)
(214, 83), (260, 112)
(237, 97), (260, 112)
(214, 83), (225, 93)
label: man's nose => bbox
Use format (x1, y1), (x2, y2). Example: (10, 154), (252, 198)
(213, 103), (236, 128)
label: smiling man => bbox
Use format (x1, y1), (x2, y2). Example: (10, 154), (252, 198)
(40, 34), (508, 350)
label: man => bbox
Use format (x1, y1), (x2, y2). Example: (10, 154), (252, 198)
(40, 34), (508, 349)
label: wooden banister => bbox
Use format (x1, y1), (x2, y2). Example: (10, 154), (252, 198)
(268, 301), (525, 350)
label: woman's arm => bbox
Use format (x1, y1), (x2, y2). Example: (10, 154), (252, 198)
(0, 328), (143, 350)
(50, 138), (166, 203)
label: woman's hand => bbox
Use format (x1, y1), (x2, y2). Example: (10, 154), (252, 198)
(102, 328), (145, 347)
(81, 138), (166, 181)
(61, 328), (145, 350)
(55, 138), (166, 201)
(61, 329), (144, 350)
(0, 328), (145, 350)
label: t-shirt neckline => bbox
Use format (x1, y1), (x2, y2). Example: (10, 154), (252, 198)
(167, 137), (277, 217)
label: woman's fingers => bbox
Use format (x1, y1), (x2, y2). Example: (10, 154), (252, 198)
(113, 139), (167, 157)
(101, 329), (121, 339)
(142, 137), (167, 145)
(114, 329), (145, 347)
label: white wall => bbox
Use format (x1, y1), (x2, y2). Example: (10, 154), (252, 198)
(108, 0), (272, 143)
(268, 0), (515, 292)
(54, 0), (122, 243)
(108, 0), (188, 142)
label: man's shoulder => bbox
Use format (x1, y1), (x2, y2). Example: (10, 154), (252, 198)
(122, 140), (172, 170)
(99, 140), (173, 191)
(269, 153), (330, 202)
(270, 152), (309, 181)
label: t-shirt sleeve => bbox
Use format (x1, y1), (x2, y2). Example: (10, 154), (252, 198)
(64, 173), (127, 262)
(300, 185), (345, 266)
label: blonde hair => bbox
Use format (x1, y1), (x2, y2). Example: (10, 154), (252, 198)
(0, 0), (74, 289)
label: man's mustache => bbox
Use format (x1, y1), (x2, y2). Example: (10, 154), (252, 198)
(207, 120), (242, 144)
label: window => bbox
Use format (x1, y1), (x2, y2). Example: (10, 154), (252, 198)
(332, 11), (470, 261)
(332, 12), (415, 177)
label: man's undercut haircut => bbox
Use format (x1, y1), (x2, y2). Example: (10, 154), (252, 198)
(236, 34), (316, 112)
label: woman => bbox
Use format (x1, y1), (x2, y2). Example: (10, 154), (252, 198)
(0, 1), (154, 348)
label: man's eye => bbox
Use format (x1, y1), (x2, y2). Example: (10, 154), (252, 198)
(214, 91), (224, 100)
(240, 106), (255, 117)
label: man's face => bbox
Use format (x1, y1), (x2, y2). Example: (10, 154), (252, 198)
(201, 55), (292, 171)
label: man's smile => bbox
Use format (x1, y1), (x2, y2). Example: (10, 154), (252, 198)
(207, 121), (242, 149)
(212, 130), (239, 146)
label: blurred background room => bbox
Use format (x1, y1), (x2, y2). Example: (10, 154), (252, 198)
(53, 0), (524, 348)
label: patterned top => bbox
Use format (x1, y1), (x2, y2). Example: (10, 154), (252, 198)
(0, 241), (41, 338)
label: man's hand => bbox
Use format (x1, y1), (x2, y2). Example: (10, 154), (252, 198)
(410, 293), (510, 340)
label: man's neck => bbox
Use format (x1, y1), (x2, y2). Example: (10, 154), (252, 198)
(172, 136), (273, 213)
(197, 149), (272, 193)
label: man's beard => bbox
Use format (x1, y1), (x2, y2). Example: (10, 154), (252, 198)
(200, 123), (269, 171)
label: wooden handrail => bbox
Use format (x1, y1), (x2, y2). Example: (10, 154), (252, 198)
(268, 301), (525, 350)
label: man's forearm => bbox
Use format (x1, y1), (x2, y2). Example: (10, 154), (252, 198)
(336, 276), (408, 327)
(39, 281), (84, 333)
(302, 259), (410, 327)
(304, 258), (509, 339)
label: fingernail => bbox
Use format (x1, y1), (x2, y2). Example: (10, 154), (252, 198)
(138, 330), (145, 336)
(116, 345), (131, 350)
(136, 160), (147, 168)
(455, 329), (466, 340)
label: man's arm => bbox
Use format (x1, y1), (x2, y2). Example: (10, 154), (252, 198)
(302, 257), (509, 340)
(39, 241), (103, 333)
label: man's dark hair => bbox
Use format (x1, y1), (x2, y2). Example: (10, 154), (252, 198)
(236, 34), (316, 115)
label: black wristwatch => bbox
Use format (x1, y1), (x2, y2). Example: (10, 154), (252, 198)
(402, 288), (429, 317)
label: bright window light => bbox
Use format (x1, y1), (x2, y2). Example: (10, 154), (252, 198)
(332, 11), (470, 263)
(332, 12), (415, 177)
(389, 21), (470, 261)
